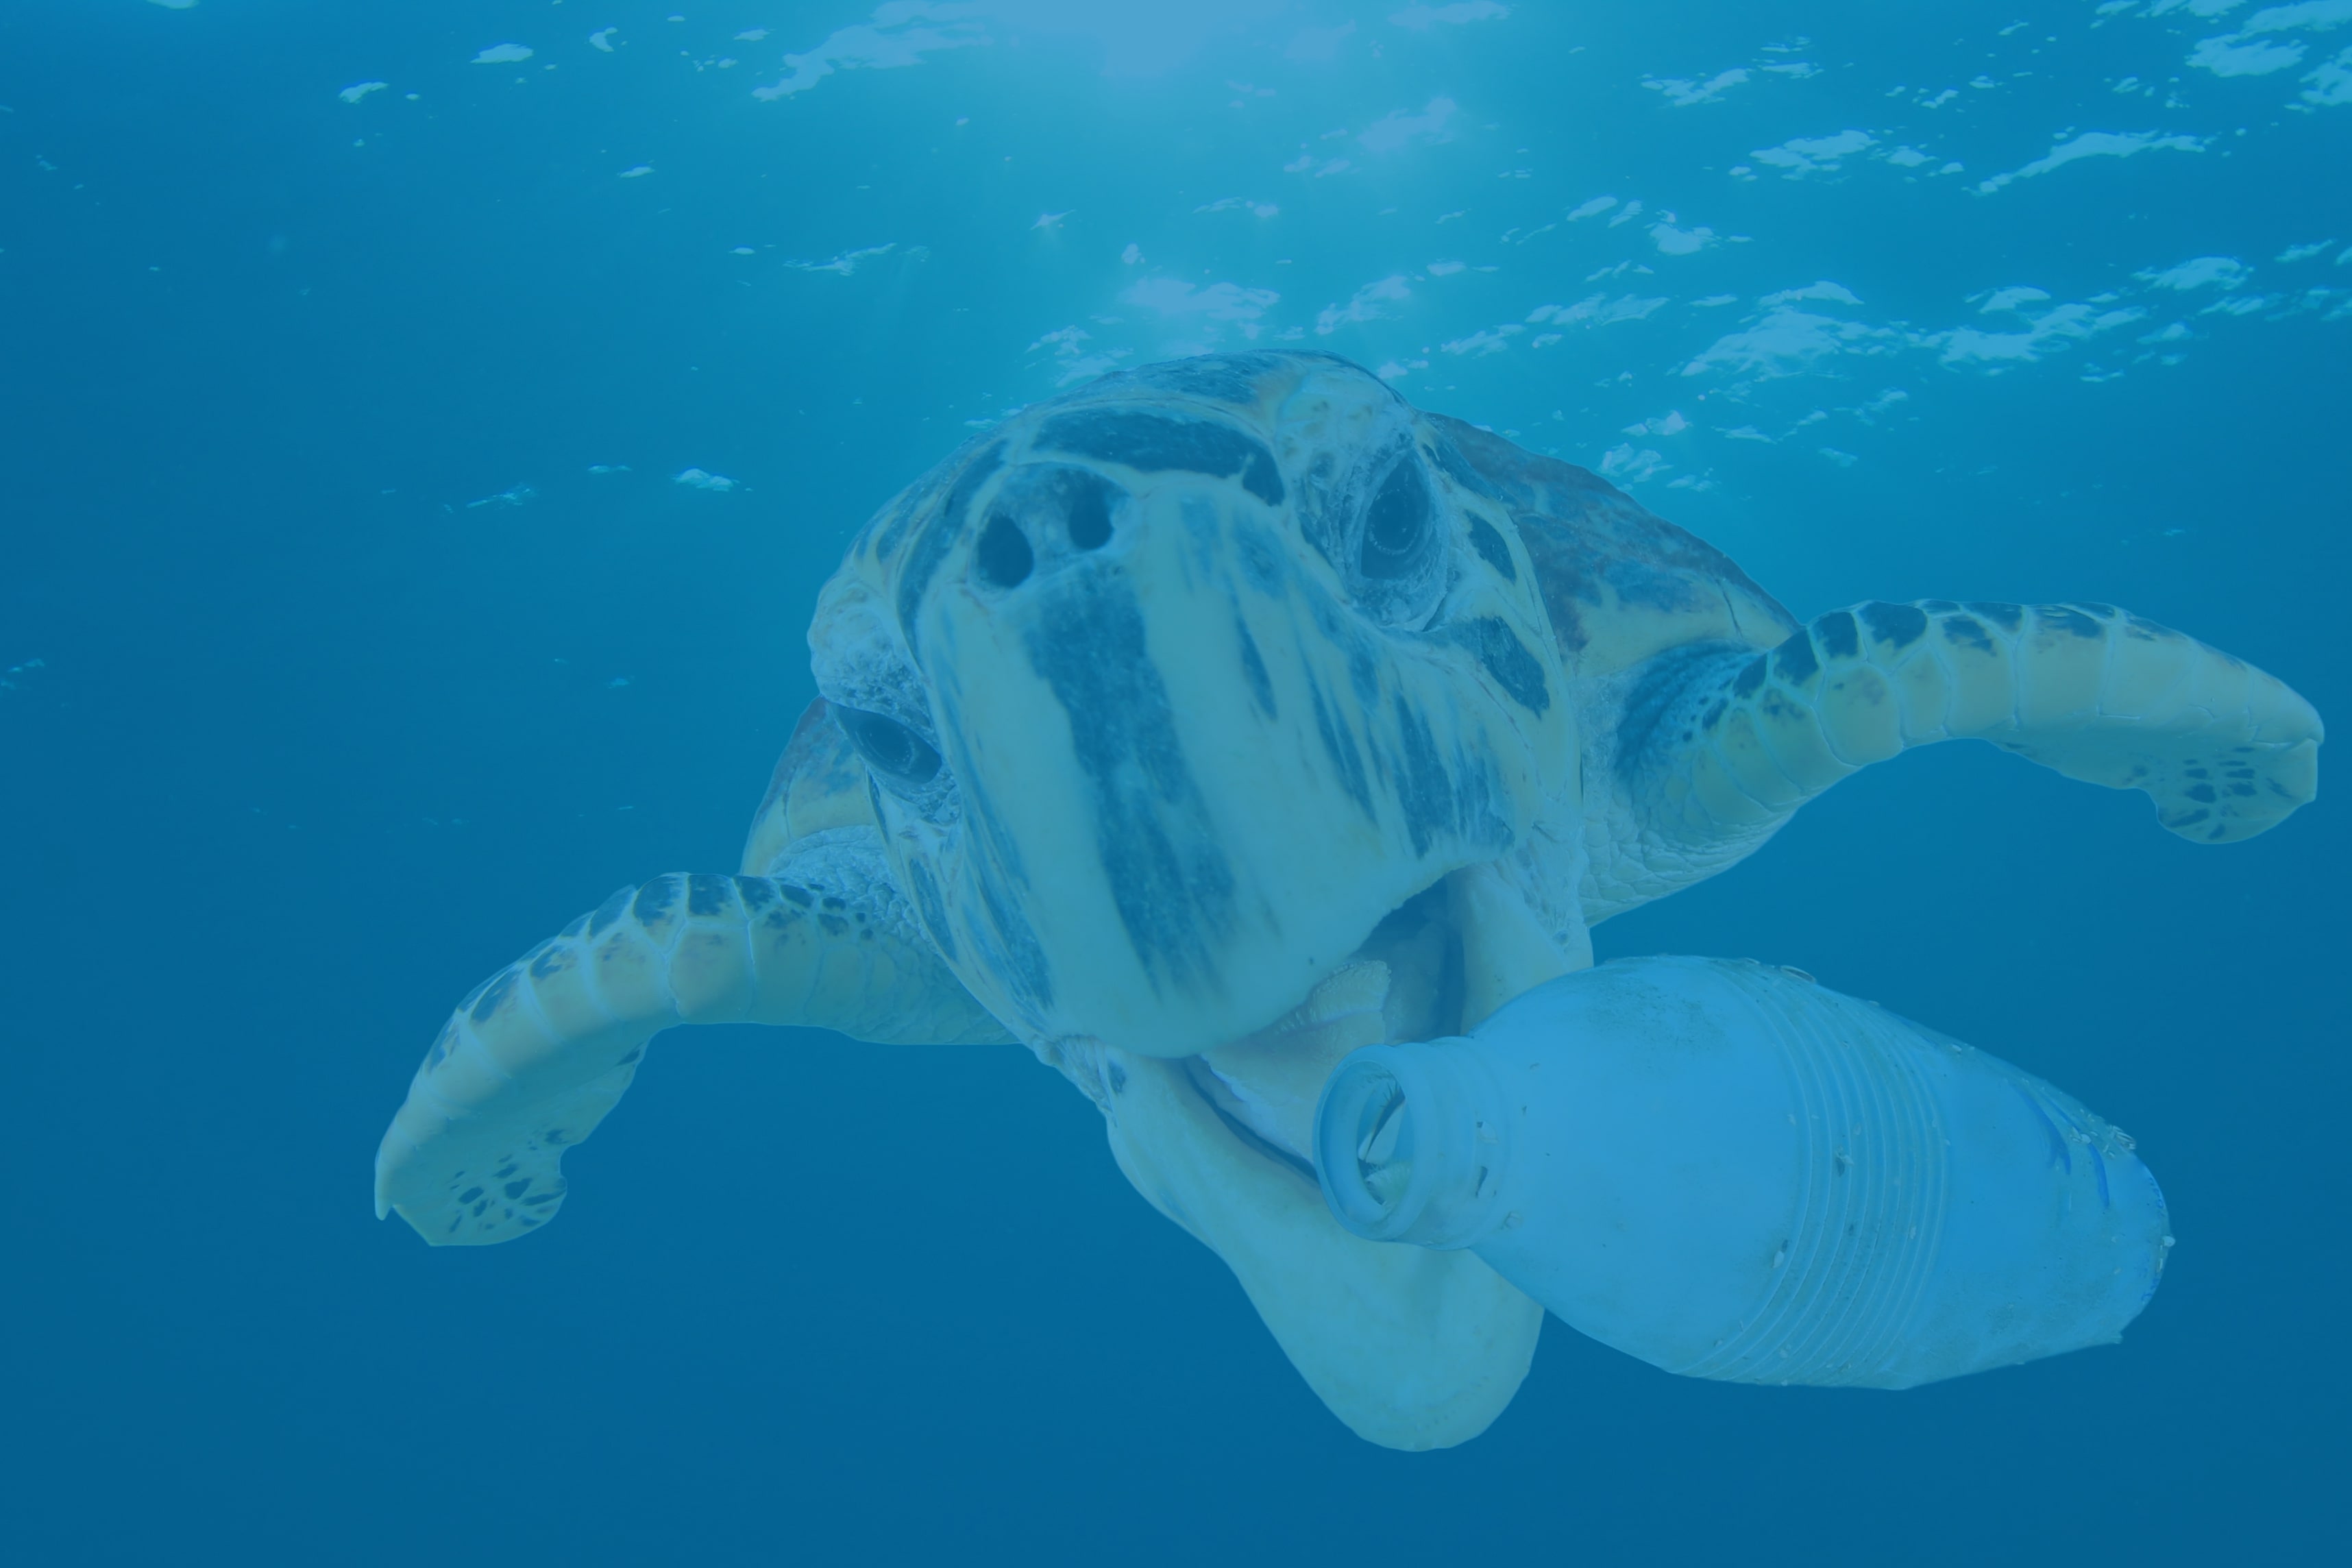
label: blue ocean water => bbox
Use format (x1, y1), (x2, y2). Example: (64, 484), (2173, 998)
(2, 1), (2346, 1561)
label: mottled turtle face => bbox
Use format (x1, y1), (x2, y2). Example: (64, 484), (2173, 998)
(809, 352), (1571, 1057)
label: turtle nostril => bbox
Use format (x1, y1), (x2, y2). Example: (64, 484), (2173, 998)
(1066, 485), (1112, 551)
(975, 513), (1033, 588)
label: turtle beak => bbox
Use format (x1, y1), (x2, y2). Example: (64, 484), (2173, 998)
(908, 465), (1570, 1057)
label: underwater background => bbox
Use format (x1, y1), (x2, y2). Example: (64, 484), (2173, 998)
(3, 2), (2347, 1561)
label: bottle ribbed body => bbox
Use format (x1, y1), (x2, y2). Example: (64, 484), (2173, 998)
(1313, 956), (2168, 1389)
(1669, 970), (1948, 1385)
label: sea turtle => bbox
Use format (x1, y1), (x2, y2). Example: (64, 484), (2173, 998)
(377, 350), (2321, 1451)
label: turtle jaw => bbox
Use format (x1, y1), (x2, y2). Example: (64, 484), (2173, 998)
(1181, 857), (1587, 1164)
(900, 472), (1570, 1059)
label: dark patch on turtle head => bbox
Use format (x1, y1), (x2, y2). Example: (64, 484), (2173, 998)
(1466, 514), (1517, 583)
(897, 443), (1006, 641)
(1035, 409), (1284, 507)
(1018, 565), (1236, 997)
(1236, 618), (1276, 717)
(1430, 617), (1550, 715)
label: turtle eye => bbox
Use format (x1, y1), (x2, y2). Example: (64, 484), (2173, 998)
(1358, 461), (1433, 580)
(833, 705), (943, 787)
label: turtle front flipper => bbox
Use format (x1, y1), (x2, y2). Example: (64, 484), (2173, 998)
(1588, 600), (2323, 918)
(376, 837), (1010, 1246)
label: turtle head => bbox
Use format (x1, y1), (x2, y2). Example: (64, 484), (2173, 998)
(810, 352), (1573, 1057)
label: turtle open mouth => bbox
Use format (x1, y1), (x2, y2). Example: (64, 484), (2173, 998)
(1179, 884), (1452, 1177)
(1184, 858), (1580, 1171)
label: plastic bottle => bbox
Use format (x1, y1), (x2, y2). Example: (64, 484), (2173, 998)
(1312, 955), (2169, 1388)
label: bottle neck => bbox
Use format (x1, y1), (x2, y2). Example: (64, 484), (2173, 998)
(1313, 1039), (1514, 1249)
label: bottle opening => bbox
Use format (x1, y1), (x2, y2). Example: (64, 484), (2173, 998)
(1316, 1039), (1512, 1249)
(1356, 1075), (1409, 1197)
(1316, 1053), (1423, 1240)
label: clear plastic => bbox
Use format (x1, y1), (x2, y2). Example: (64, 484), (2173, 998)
(1313, 955), (2169, 1388)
